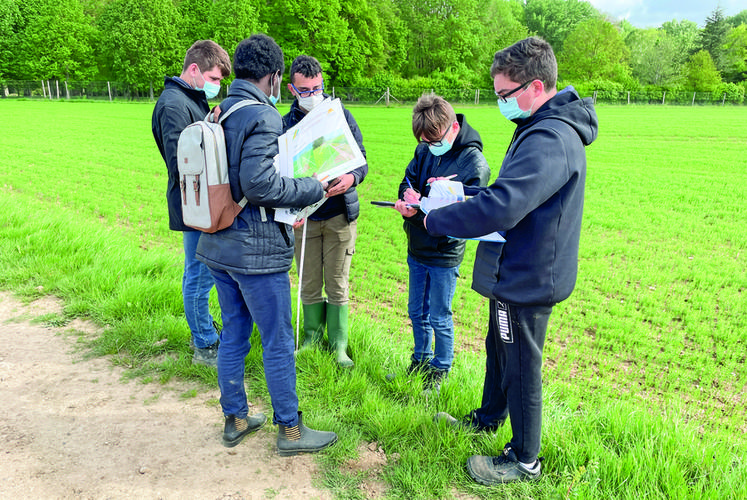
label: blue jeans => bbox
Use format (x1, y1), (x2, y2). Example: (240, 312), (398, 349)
(407, 255), (459, 371)
(476, 300), (552, 464)
(182, 231), (218, 349)
(209, 268), (299, 428)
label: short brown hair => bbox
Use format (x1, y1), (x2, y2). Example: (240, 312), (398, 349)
(183, 40), (231, 78)
(412, 93), (456, 141)
(490, 36), (557, 90)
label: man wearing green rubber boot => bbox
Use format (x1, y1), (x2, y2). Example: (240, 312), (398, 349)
(282, 55), (367, 368)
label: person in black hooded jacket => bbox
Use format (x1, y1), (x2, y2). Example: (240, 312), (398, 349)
(151, 40), (231, 368)
(426, 37), (598, 485)
(392, 93), (490, 392)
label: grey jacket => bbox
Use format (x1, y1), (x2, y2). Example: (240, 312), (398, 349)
(196, 79), (325, 275)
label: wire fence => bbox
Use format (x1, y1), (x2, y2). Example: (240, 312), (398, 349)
(2, 79), (745, 106)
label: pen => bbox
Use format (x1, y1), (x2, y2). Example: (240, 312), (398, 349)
(427, 174), (457, 186)
(406, 177), (415, 191)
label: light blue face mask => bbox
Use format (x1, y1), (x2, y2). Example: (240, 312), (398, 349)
(268, 72), (280, 106)
(196, 69), (221, 99)
(498, 96), (532, 121)
(428, 139), (453, 157)
(202, 81), (221, 99)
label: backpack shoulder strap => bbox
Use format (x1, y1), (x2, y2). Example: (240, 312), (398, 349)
(205, 99), (266, 124)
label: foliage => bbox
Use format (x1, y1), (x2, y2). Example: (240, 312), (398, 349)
(558, 18), (631, 83)
(524, 0), (598, 52)
(712, 81), (745, 103)
(0, 0), (21, 79)
(96, 0), (181, 95)
(627, 28), (682, 86)
(3, 0), (747, 98)
(722, 23), (747, 83)
(8, 0), (98, 81)
(684, 50), (722, 91)
(205, 0), (265, 69)
(698, 7), (730, 72)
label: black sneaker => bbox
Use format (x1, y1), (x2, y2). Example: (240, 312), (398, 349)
(192, 340), (219, 368)
(222, 413), (267, 448)
(466, 447), (541, 484)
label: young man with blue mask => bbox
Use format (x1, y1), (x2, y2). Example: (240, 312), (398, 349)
(152, 40), (231, 368)
(196, 34), (338, 455)
(282, 55), (368, 368)
(392, 93), (490, 392)
(426, 37), (598, 485)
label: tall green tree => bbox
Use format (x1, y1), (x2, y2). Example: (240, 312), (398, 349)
(262, 0), (374, 86)
(660, 18), (699, 66)
(476, 0), (529, 84)
(627, 28), (681, 86)
(366, 0), (408, 75)
(524, 0), (598, 52)
(97, 0), (181, 96)
(178, 0), (213, 45)
(0, 0), (22, 80)
(722, 23), (747, 82)
(684, 49), (722, 91)
(558, 17), (631, 83)
(9, 0), (98, 82)
(697, 7), (729, 72)
(394, 0), (485, 79)
(206, 0), (266, 60)
(726, 10), (747, 28)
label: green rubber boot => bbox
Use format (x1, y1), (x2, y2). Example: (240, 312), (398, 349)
(326, 304), (354, 368)
(301, 302), (326, 349)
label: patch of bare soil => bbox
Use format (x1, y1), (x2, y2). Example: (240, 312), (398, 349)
(0, 291), (386, 499)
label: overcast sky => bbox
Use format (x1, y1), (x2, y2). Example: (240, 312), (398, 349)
(588, 0), (744, 28)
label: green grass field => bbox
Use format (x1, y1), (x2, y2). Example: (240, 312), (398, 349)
(2, 99), (746, 498)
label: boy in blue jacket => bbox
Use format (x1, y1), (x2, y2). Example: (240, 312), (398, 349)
(426, 37), (598, 484)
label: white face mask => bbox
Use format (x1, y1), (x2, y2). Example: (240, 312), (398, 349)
(298, 93), (324, 111)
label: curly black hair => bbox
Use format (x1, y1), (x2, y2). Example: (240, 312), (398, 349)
(233, 34), (285, 81)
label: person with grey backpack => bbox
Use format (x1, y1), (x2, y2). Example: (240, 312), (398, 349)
(195, 34), (338, 456)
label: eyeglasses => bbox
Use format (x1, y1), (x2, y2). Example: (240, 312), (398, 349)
(291, 81), (324, 98)
(419, 122), (454, 147)
(495, 81), (533, 103)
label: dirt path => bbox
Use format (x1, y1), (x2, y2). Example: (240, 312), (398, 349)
(0, 291), (385, 499)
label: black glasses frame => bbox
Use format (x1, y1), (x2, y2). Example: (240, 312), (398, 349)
(419, 122), (453, 148)
(495, 80), (533, 103)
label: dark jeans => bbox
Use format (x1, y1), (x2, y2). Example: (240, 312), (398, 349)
(209, 268), (299, 427)
(474, 300), (552, 464)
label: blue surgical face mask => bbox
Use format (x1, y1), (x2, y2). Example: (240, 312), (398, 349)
(196, 69), (221, 99)
(428, 137), (453, 157)
(268, 72), (280, 106)
(202, 81), (221, 99)
(498, 96), (532, 121)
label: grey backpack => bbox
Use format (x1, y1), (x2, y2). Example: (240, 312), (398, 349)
(176, 100), (261, 233)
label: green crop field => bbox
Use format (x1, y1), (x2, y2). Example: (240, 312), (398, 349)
(2, 99), (746, 498)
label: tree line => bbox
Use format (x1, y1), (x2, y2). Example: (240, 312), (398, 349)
(1, 0), (746, 101)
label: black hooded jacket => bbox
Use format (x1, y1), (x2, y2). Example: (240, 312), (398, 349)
(397, 114), (491, 268)
(426, 87), (598, 305)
